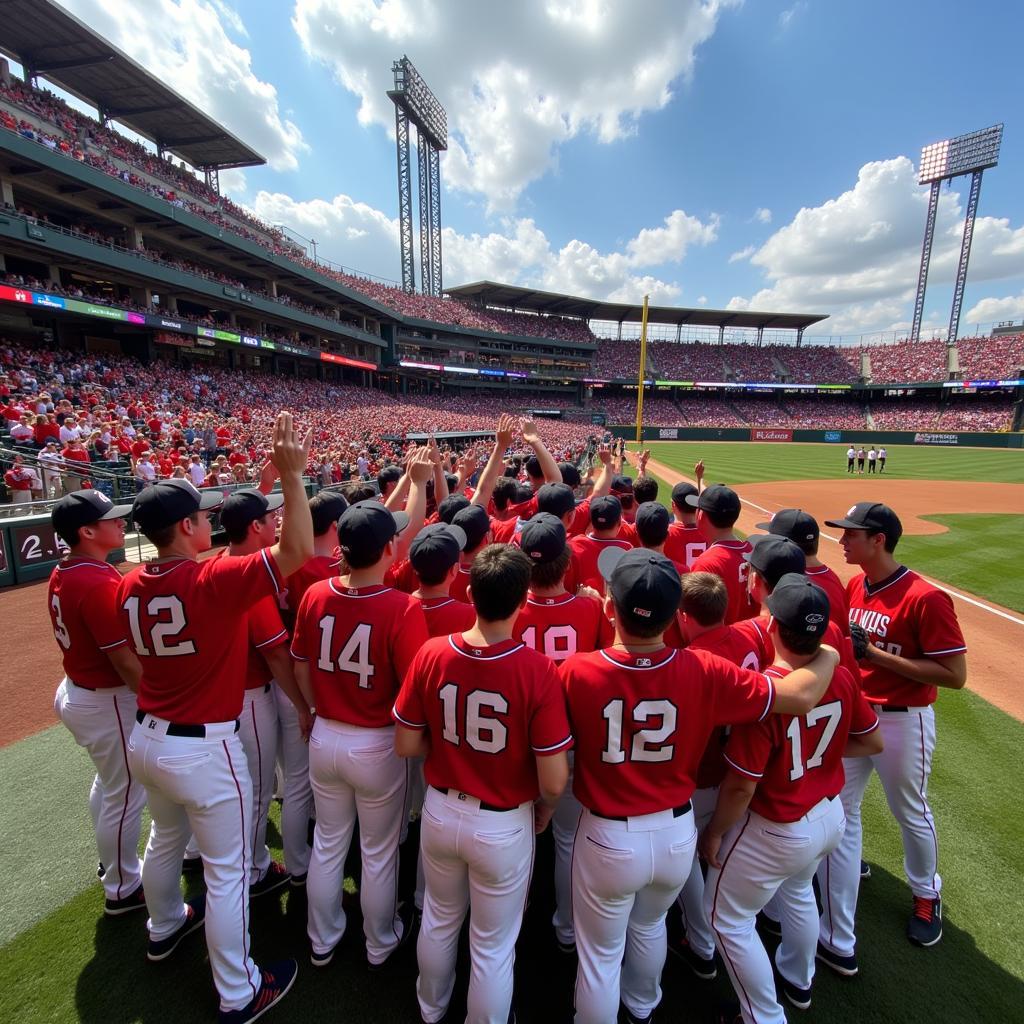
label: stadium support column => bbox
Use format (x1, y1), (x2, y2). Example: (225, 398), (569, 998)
(395, 106), (415, 294)
(947, 169), (983, 345)
(429, 144), (442, 295)
(635, 295), (649, 445)
(418, 138), (432, 296)
(910, 180), (941, 343)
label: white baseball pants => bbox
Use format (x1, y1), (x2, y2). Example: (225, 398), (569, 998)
(572, 806), (697, 1024)
(54, 678), (147, 902)
(240, 684), (279, 883)
(306, 717), (408, 963)
(128, 714), (260, 1013)
(552, 752), (583, 947)
(416, 785), (534, 1024)
(706, 797), (845, 1024)
(274, 684), (313, 877)
(675, 785), (719, 959)
(818, 705), (939, 956)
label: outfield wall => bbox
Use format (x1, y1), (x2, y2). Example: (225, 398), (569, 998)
(610, 426), (1024, 448)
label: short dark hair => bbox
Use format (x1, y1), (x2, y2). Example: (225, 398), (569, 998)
(529, 548), (571, 590)
(703, 506), (739, 529)
(492, 477), (519, 511)
(223, 517), (257, 546)
(776, 621), (821, 657)
(611, 594), (676, 639)
(882, 532), (899, 554)
(469, 544), (531, 622)
(143, 512), (198, 549)
(339, 481), (375, 504)
(680, 572), (728, 626)
(308, 493), (344, 536)
(525, 455), (543, 479)
(56, 523), (82, 547)
(634, 477), (658, 504)
(414, 561), (451, 587)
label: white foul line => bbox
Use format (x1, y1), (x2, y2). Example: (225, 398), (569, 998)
(733, 491), (1024, 629)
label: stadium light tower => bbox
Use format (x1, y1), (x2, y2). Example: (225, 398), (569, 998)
(387, 56), (448, 297)
(911, 124), (1003, 344)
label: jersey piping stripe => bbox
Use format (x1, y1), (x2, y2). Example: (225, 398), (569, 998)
(423, 598), (455, 609)
(97, 637), (130, 650)
(849, 717), (881, 736)
(723, 752), (763, 779)
(447, 635), (525, 661)
(253, 628), (288, 649)
(392, 706), (426, 729)
(260, 548), (281, 594)
(223, 739), (258, 1002)
(923, 645), (968, 656)
(56, 559), (117, 572)
(532, 735), (573, 754)
(862, 566), (911, 596)
(710, 813), (756, 1021)
(527, 594), (574, 607)
(758, 675), (775, 722)
(597, 648), (678, 671)
(327, 579), (391, 598)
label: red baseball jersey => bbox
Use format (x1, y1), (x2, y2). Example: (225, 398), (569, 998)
(725, 664), (879, 822)
(393, 633), (573, 807)
(806, 564), (850, 636)
(754, 614), (862, 686)
(514, 591), (612, 663)
(690, 539), (759, 624)
(244, 594), (289, 690)
(48, 558), (130, 688)
(118, 548), (284, 723)
(846, 567), (966, 706)
(286, 555), (343, 616)
(560, 646), (775, 818)
(414, 594), (476, 639)
(449, 563), (474, 604)
(384, 557), (419, 594)
(665, 522), (707, 570)
(291, 581), (428, 727)
(568, 533), (633, 594)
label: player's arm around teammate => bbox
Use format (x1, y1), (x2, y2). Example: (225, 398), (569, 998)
(393, 545), (571, 1024)
(49, 490), (149, 917)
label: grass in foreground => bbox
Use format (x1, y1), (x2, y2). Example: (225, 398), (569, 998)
(2, 689), (1022, 1023)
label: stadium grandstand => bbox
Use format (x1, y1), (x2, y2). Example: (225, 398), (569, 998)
(0, 5), (1022, 514)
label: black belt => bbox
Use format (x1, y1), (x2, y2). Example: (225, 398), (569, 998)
(436, 786), (518, 813)
(136, 710), (240, 737)
(592, 800), (692, 823)
(878, 705), (909, 712)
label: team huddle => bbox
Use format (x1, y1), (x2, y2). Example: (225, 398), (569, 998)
(47, 412), (967, 1024)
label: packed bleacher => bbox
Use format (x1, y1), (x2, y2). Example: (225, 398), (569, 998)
(870, 397), (1017, 432)
(956, 334), (1024, 379)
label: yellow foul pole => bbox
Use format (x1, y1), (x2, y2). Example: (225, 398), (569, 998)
(635, 294), (649, 445)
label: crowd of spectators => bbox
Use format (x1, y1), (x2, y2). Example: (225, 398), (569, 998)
(956, 334), (1024, 379)
(861, 339), (948, 384)
(871, 397), (1016, 432)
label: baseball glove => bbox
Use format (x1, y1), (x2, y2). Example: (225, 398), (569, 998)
(849, 622), (871, 660)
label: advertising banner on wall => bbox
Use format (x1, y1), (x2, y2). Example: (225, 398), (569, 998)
(750, 428), (793, 442)
(913, 432), (960, 445)
(658, 428), (679, 439)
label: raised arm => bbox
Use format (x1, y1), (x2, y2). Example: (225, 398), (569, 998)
(397, 447), (434, 561)
(267, 412), (314, 578)
(589, 443), (613, 499)
(521, 419), (561, 484)
(471, 413), (519, 510)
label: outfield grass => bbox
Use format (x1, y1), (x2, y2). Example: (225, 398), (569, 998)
(2, 688), (1022, 1023)
(636, 441), (1024, 484)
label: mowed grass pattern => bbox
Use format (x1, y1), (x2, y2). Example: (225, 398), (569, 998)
(2, 690), (1023, 1023)
(638, 441), (1024, 484)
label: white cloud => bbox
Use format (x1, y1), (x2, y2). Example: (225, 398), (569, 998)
(728, 245), (756, 263)
(779, 1), (807, 29)
(291, 0), (738, 209)
(728, 156), (1024, 334)
(56, 0), (307, 171)
(696, 295), (709, 305)
(249, 189), (716, 303)
(754, 207), (772, 224)
(964, 291), (1024, 325)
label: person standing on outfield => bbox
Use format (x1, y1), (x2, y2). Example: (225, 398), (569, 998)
(856, 447), (866, 474)
(816, 502), (966, 973)
(701, 575), (882, 1024)
(845, 446), (856, 474)
(687, 484), (758, 623)
(867, 447), (877, 474)
(50, 490), (147, 917)
(561, 547), (841, 1024)
(878, 447), (887, 473)
(755, 509), (849, 635)
(393, 545), (571, 1024)
(119, 413), (312, 1024)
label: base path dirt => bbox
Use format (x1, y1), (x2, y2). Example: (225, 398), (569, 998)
(643, 457), (1024, 722)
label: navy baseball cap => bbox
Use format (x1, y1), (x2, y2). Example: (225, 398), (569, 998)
(52, 489), (132, 536)
(452, 504), (490, 551)
(537, 482), (577, 519)
(590, 494), (622, 529)
(598, 547), (682, 623)
(132, 478), (223, 533)
(670, 481), (698, 508)
(337, 500), (409, 556)
(825, 502), (902, 544)
(438, 493), (471, 524)
(635, 501), (671, 546)
(756, 508), (819, 545)
(765, 573), (830, 639)
(685, 484), (741, 518)
(744, 534), (807, 588)
(558, 462), (582, 488)
(219, 488), (284, 534)
(377, 465), (402, 488)
(309, 491), (349, 535)
(611, 475), (634, 494)
(409, 522), (468, 579)
(520, 512), (567, 564)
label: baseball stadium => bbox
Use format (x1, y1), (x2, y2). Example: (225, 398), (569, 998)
(1, 3), (1022, 1023)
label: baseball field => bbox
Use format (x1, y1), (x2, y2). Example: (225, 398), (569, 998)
(2, 439), (1023, 1023)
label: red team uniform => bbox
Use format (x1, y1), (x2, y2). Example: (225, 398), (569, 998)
(664, 522), (707, 570)
(514, 591), (611, 662)
(413, 594), (476, 638)
(690, 539), (759, 623)
(806, 563), (850, 636)
(568, 533), (632, 593)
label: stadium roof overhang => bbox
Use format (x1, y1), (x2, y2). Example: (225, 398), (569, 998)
(445, 280), (829, 332)
(0, 0), (264, 170)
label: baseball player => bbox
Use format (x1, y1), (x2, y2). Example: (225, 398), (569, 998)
(867, 447), (878, 473)
(755, 508), (850, 635)
(449, 504), (493, 602)
(845, 446), (856, 474)
(409, 522), (476, 637)
(49, 490), (148, 916)
(878, 447), (887, 472)
(291, 500), (429, 969)
(671, 572), (772, 979)
(701, 574), (882, 1023)
(568, 495), (633, 594)
(816, 502), (966, 972)
(119, 413), (312, 1023)
(633, 501), (687, 575)
(856, 447), (866, 474)
(393, 544), (572, 1024)
(560, 548), (841, 1024)
(687, 485), (758, 623)
(664, 481), (707, 569)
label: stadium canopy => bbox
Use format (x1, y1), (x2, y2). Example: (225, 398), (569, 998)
(446, 280), (828, 334)
(0, 0), (264, 170)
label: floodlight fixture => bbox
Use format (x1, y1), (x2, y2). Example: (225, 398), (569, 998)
(917, 124), (1002, 185)
(388, 56), (447, 152)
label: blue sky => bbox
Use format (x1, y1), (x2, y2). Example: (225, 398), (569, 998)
(55, 0), (1024, 341)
